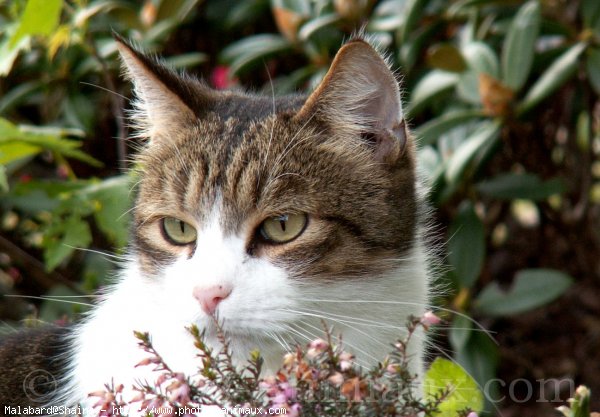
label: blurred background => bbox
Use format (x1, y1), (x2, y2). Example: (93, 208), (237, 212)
(0, 0), (598, 415)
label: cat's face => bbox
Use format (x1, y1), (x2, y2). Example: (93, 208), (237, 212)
(117, 38), (426, 368)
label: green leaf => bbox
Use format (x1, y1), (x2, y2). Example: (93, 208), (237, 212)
(406, 70), (459, 118)
(576, 111), (591, 151)
(0, 165), (7, 193)
(501, 0), (541, 91)
(445, 120), (501, 184)
(0, 80), (44, 114)
(424, 358), (484, 416)
(0, 26), (30, 76)
(398, 22), (441, 73)
(448, 314), (473, 352)
(581, 0), (600, 32)
(448, 201), (485, 288)
(43, 215), (92, 272)
(586, 48), (600, 95)
(157, 0), (202, 22)
(83, 176), (133, 248)
(417, 146), (443, 184)
(39, 285), (89, 322)
(10, 0), (64, 47)
(400, 0), (427, 43)
(454, 331), (499, 413)
(0, 141), (40, 165)
(298, 13), (341, 41)
(519, 42), (587, 115)
(165, 52), (208, 69)
(456, 70), (481, 104)
(220, 34), (292, 76)
(448, 0), (499, 17)
(271, 0), (311, 15)
(426, 43), (467, 72)
(477, 173), (566, 200)
(415, 109), (484, 146)
(462, 41), (499, 78)
(0, 118), (100, 166)
(475, 268), (573, 316)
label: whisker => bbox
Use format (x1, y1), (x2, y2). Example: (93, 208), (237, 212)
(79, 82), (130, 101)
(4, 295), (94, 307)
(63, 245), (127, 262)
(294, 298), (496, 344)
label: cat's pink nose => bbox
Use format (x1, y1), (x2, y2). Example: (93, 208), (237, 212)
(193, 285), (232, 315)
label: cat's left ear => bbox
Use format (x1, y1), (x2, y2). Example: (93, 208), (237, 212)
(297, 39), (408, 164)
(115, 36), (214, 141)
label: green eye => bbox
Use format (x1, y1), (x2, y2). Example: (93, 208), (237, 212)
(162, 217), (197, 245)
(260, 214), (307, 244)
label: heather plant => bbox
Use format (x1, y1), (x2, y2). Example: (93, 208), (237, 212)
(90, 314), (483, 417)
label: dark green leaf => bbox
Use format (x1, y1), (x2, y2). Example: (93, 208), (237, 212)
(165, 52), (208, 69)
(406, 70), (459, 118)
(448, 201), (485, 288)
(0, 80), (44, 114)
(448, 314), (473, 352)
(157, 0), (202, 22)
(519, 42), (587, 115)
(271, 0), (310, 15)
(298, 13), (341, 41)
(220, 34), (292, 76)
(475, 268), (573, 316)
(586, 48), (600, 95)
(456, 70), (481, 104)
(445, 120), (501, 184)
(415, 109), (484, 146)
(501, 0), (540, 91)
(400, 0), (427, 43)
(455, 331), (499, 414)
(462, 41), (499, 78)
(398, 23), (441, 73)
(581, 0), (600, 32)
(426, 43), (466, 72)
(477, 173), (566, 200)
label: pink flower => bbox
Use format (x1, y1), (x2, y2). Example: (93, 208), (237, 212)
(386, 364), (399, 374)
(167, 380), (190, 405)
(328, 372), (344, 386)
(288, 403), (301, 417)
(466, 412), (479, 417)
(135, 356), (160, 367)
(210, 66), (231, 90)
(309, 338), (328, 350)
(338, 351), (353, 371)
(421, 311), (442, 327)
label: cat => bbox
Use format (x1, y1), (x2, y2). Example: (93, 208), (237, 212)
(0, 36), (432, 415)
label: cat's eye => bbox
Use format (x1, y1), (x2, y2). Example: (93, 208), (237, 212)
(162, 217), (197, 245)
(260, 213), (307, 244)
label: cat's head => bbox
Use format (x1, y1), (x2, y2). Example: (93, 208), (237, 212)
(116, 37), (428, 368)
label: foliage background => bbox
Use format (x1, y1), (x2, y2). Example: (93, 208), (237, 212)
(0, 0), (598, 415)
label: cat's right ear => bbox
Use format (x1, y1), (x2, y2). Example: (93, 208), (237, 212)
(114, 36), (213, 141)
(296, 39), (408, 165)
